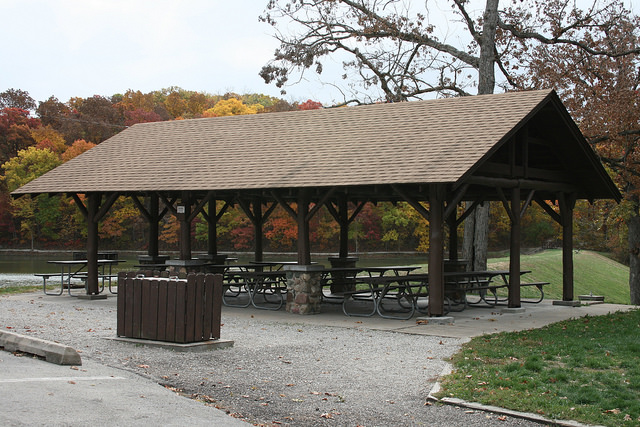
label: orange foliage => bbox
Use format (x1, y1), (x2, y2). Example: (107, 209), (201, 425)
(61, 139), (96, 162)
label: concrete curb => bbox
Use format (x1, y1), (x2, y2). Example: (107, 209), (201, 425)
(0, 330), (82, 366)
(427, 371), (601, 427)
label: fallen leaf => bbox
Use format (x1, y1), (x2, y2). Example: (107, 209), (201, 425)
(497, 415), (507, 421)
(137, 364), (150, 369)
(68, 381), (76, 385)
(320, 413), (333, 419)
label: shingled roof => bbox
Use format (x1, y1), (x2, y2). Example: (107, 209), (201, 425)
(12, 89), (619, 202)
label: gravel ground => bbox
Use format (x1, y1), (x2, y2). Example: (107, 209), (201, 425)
(0, 291), (543, 427)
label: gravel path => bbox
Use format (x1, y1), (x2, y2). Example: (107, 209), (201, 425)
(0, 292), (542, 426)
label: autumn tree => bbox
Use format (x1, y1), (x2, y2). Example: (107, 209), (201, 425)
(202, 98), (264, 117)
(261, 0), (640, 271)
(1, 147), (62, 248)
(36, 96), (73, 132)
(164, 91), (188, 118)
(0, 89), (36, 111)
(61, 139), (96, 163)
(298, 99), (323, 110)
(0, 108), (40, 165)
(32, 126), (67, 155)
(512, 1), (640, 303)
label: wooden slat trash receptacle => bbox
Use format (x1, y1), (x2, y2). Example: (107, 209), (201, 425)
(116, 272), (223, 343)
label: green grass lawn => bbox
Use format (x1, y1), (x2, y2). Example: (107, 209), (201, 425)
(436, 309), (640, 426)
(488, 249), (631, 304)
(0, 285), (43, 295)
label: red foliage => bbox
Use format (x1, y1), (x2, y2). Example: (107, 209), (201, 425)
(124, 108), (164, 127)
(298, 99), (323, 110)
(0, 108), (41, 164)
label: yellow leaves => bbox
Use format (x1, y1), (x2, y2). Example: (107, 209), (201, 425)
(202, 98), (264, 117)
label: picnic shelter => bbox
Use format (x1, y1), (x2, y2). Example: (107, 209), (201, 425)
(11, 89), (621, 316)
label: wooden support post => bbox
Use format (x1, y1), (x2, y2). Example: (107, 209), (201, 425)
(560, 193), (576, 301)
(148, 194), (160, 258)
(86, 193), (100, 295)
(338, 195), (349, 258)
(428, 185), (445, 316)
(508, 187), (521, 308)
(447, 215), (458, 261)
(179, 194), (192, 261)
(254, 198), (264, 262)
(207, 205), (217, 257)
(298, 190), (311, 265)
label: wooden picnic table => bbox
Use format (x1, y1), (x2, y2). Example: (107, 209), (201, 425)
(38, 259), (126, 296)
(340, 269), (547, 319)
(222, 269), (287, 310)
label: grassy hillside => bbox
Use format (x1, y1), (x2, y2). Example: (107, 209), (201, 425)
(488, 249), (631, 304)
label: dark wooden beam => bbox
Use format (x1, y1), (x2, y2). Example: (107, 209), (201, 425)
(69, 193), (88, 218)
(559, 193), (577, 301)
(348, 201), (367, 224)
(297, 190), (311, 265)
(428, 184), (445, 316)
(534, 198), (562, 225)
(187, 191), (214, 222)
(476, 162), (572, 183)
(306, 187), (336, 221)
(443, 183), (469, 220)
(86, 193), (100, 295)
(131, 195), (151, 221)
(520, 190), (535, 219)
(271, 190), (297, 219)
(94, 192), (119, 223)
(178, 192), (192, 261)
(496, 187), (514, 223)
(391, 184), (430, 220)
(508, 187), (521, 308)
(467, 176), (580, 194)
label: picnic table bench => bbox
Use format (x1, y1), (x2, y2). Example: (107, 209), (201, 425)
(37, 259), (126, 296)
(221, 265), (288, 310)
(339, 270), (549, 319)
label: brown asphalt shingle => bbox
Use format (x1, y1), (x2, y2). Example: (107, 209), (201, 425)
(13, 90), (555, 195)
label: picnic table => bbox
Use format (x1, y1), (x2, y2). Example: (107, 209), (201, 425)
(37, 259), (126, 296)
(221, 265), (288, 310)
(339, 269), (548, 319)
(321, 266), (421, 319)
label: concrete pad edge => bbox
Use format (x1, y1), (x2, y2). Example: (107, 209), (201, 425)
(0, 329), (82, 366)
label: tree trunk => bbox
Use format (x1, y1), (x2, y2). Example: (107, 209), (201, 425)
(628, 213), (640, 305)
(462, 0), (499, 271)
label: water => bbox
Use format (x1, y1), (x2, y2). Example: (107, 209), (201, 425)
(0, 252), (428, 288)
(0, 252), (139, 288)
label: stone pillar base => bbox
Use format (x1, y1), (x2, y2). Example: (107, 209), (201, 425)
(284, 265), (325, 315)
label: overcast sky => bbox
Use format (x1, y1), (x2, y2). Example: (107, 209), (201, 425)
(2, 0), (635, 108)
(0, 0), (346, 106)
